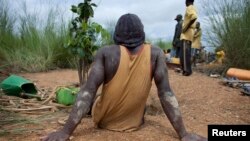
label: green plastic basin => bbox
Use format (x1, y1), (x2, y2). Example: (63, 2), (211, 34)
(0, 75), (37, 97)
(56, 87), (79, 106)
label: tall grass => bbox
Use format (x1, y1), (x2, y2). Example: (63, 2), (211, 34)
(103, 19), (116, 45)
(0, 0), (174, 73)
(202, 0), (250, 69)
(152, 39), (172, 50)
(0, 0), (17, 63)
(0, 0), (75, 72)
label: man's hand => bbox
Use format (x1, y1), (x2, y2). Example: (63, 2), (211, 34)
(41, 130), (70, 141)
(181, 133), (207, 141)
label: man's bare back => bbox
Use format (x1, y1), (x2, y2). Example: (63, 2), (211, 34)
(96, 44), (163, 84)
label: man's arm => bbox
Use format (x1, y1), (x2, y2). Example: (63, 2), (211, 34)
(182, 19), (196, 33)
(194, 29), (201, 38)
(173, 25), (178, 46)
(153, 50), (187, 139)
(176, 21), (183, 38)
(42, 48), (105, 141)
(153, 50), (207, 141)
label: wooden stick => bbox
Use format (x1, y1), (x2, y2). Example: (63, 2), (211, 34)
(42, 86), (60, 105)
(20, 102), (41, 107)
(0, 102), (10, 106)
(48, 101), (71, 108)
(0, 97), (21, 101)
(0, 99), (11, 102)
(19, 99), (41, 106)
(9, 100), (16, 106)
(2, 106), (55, 111)
(19, 111), (51, 115)
(21, 93), (42, 100)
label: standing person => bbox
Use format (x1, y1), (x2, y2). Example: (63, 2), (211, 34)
(180, 0), (198, 76)
(42, 13), (206, 141)
(165, 49), (172, 63)
(172, 14), (183, 58)
(191, 22), (202, 67)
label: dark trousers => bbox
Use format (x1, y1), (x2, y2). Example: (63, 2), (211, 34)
(175, 47), (181, 58)
(180, 40), (192, 75)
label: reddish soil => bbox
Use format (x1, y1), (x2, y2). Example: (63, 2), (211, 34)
(0, 69), (249, 141)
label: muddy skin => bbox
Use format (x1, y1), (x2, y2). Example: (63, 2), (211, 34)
(42, 12), (206, 141)
(42, 45), (207, 141)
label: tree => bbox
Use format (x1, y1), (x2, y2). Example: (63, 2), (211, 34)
(67, 0), (109, 85)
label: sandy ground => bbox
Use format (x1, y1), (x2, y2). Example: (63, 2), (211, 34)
(0, 69), (249, 141)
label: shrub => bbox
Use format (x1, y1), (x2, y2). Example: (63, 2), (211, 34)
(202, 0), (250, 69)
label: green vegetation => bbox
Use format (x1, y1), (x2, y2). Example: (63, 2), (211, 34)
(0, 0), (173, 74)
(0, 108), (62, 136)
(67, 0), (110, 84)
(103, 19), (116, 45)
(155, 39), (172, 50)
(0, 1), (76, 72)
(149, 38), (172, 51)
(203, 0), (250, 69)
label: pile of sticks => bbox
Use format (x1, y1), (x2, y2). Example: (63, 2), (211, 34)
(0, 87), (71, 115)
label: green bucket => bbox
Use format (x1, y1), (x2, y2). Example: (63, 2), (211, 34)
(56, 87), (79, 106)
(0, 75), (37, 98)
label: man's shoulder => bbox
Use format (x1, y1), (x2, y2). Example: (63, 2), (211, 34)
(186, 5), (197, 13)
(187, 5), (196, 9)
(151, 45), (163, 56)
(98, 45), (119, 55)
(151, 45), (161, 51)
(98, 44), (162, 56)
(177, 21), (183, 26)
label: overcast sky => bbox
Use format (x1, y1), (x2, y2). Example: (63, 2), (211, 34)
(9, 0), (206, 41)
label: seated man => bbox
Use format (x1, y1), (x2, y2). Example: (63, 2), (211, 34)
(42, 13), (207, 141)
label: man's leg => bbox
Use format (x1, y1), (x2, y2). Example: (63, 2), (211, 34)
(181, 40), (192, 76)
(179, 40), (185, 73)
(191, 48), (196, 67)
(175, 47), (181, 58)
(184, 41), (192, 75)
(193, 49), (198, 67)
